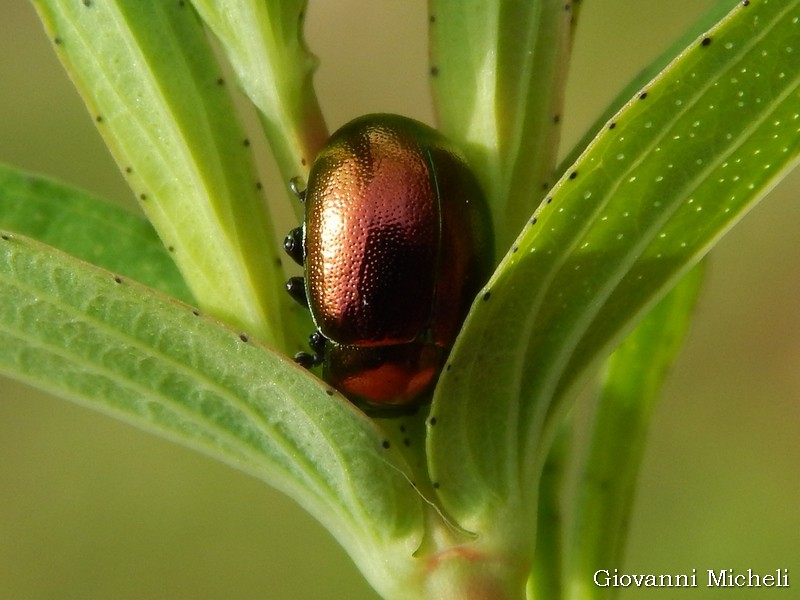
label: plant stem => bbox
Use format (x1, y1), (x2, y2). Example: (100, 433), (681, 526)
(417, 544), (530, 600)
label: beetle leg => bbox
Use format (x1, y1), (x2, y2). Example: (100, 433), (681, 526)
(283, 227), (304, 266)
(289, 176), (307, 202)
(285, 277), (308, 307)
(309, 331), (327, 356)
(293, 351), (317, 368)
(294, 331), (325, 369)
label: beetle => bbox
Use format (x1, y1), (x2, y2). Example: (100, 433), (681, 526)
(284, 114), (493, 414)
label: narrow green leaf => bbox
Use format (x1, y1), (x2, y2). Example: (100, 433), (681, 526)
(31, 0), (295, 348)
(526, 418), (570, 600)
(0, 162), (191, 302)
(0, 231), (424, 597)
(565, 264), (705, 600)
(428, 0), (800, 536)
(429, 0), (580, 252)
(189, 0), (328, 199)
(557, 1), (736, 173)
(527, 266), (704, 600)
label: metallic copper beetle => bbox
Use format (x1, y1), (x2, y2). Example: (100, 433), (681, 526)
(284, 114), (493, 413)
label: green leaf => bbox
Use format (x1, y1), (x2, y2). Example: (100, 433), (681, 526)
(31, 0), (296, 348)
(189, 0), (327, 199)
(0, 231), (424, 598)
(429, 0), (580, 252)
(565, 263), (705, 600)
(527, 265), (705, 600)
(0, 162), (191, 302)
(526, 416), (570, 600)
(427, 0), (800, 541)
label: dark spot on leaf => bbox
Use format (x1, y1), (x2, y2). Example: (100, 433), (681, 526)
(429, 417), (437, 426)
(54, 37), (63, 46)
(243, 139), (251, 147)
(113, 275), (123, 284)
(742, 0), (749, 5)
(430, 66), (439, 77)
(609, 122), (617, 130)
(168, 246), (175, 253)
(639, 91), (648, 100)
(542, 182), (549, 190)
(82, 0), (92, 6)
(256, 181), (263, 190)
(1, 233), (10, 241)
(429, 14), (436, 24)
(482, 291), (491, 302)
(125, 166), (133, 174)
(216, 77), (225, 86)
(325, 388), (335, 396)
(178, 0), (186, 6)
(445, 363), (452, 371)
(569, 171), (578, 179)
(403, 438), (411, 447)
(382, 440), (391, 449)
(553, 114), (560, 124)
(512, 245), (519, 253)
(239, 333), (249, 342)
(95, 115), (103, 123)
(546, 197), (553, 204)
(192, 309), (201, 316)
(701, 37), (712, 47)
(432, 481), (440, 489)
(530, 217), (538, 225)
(399, 425), (406, 432)
(139, 193), (147, 201)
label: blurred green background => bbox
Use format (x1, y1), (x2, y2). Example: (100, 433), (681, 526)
(1, 2), (798, 599)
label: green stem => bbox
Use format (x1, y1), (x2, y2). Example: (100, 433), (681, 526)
(417, 546), (530, 600)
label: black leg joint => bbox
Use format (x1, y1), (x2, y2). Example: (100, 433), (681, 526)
(309, 331), (327, 355)
(283, 226), (304, 266)
(294, 351), (319, 369)
(285, 277), (308, 307)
